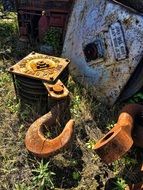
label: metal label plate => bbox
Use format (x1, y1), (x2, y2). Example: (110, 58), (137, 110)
(109, 22), (127, 61)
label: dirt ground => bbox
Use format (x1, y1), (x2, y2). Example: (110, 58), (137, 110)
(0, 7), (143, 190)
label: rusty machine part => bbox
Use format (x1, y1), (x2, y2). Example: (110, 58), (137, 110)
(25, 104), (74, 157)
(44, 79), (70, 109)
(94, 104), (143, 163)
(8, 52), (70, 113)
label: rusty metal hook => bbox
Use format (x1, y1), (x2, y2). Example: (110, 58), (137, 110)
(94, 104), (143, 163)
(25, 105), (74, 157)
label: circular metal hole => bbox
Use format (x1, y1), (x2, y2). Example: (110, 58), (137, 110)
(10, 67), (14, 71)
(31, 51), (35, 55)
(66, 59), (70, 62)
(101, 132), (114, 142)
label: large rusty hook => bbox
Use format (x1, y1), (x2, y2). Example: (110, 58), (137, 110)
(94, 104), (143, 163)
(25, 104), (74, 157)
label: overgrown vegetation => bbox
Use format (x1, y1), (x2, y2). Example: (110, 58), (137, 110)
(0, 4), (143, 190)
(43, 27), (62, 55)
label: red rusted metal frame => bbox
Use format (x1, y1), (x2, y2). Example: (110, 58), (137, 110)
(15, 0), (74, 41)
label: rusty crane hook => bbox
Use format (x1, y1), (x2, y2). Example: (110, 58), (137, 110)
(94, 104), (143, 163)
(25, 105), (74, 157)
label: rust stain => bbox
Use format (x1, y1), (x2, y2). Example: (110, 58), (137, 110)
(123, 17), (132, 28)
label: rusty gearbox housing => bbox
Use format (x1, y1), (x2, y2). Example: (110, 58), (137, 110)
(8, 52), (70, 114)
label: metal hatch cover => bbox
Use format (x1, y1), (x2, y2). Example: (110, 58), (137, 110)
(8, 52), (70, 83)
(63, 0), (143, 105)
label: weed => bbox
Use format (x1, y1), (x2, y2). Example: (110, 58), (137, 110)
(5, 93), (20, 113)
(86, 139), (96, 149)
(43, 27), (62, 54)
(72, 171), (81, 181)
(32, 160), (55, 190)
(14, 183), (32, 190)
(19, 103), (40, 122)
(128, 92), (143, 103)
(0, 71), (11, 87)
(112, 155), (137, 176)
(70, 94), (82, 118)
(106, 121), (115, 130)
(0, 12), (18, 49)
(113, 178), (127, 190)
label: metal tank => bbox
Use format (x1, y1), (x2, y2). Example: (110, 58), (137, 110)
(62, 0), (143, 105)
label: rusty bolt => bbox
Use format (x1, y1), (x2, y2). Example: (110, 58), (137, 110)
(43, 79), (69, 99)
(94, 104), (143, 163)
(25, 105), (74, 157)
(52, 84), (64, 94)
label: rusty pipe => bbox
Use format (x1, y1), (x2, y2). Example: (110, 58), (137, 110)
(25, 104), (74, 157)
(94, 104), (143, 163)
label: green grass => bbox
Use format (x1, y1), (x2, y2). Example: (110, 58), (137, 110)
(113, 178), (127, 190)
(32, 160), (55, 190)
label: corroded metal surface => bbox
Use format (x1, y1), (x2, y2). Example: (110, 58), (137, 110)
(94, 104), (143, 163)
(63, 0), (143, 105)
(43, 79), (69, 99)
(25, 105), (74, 157)
(8, 52), (70, 83)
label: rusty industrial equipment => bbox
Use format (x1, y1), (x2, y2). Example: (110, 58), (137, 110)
(14, 0), (74, 42)
(63, 0), (143, 105)
(25, 104), (74, 157)
(94, 104), (143, 163)
(8, 52), (70, 113)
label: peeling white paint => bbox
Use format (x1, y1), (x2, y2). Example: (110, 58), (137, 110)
(63, 0), (143, 105)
